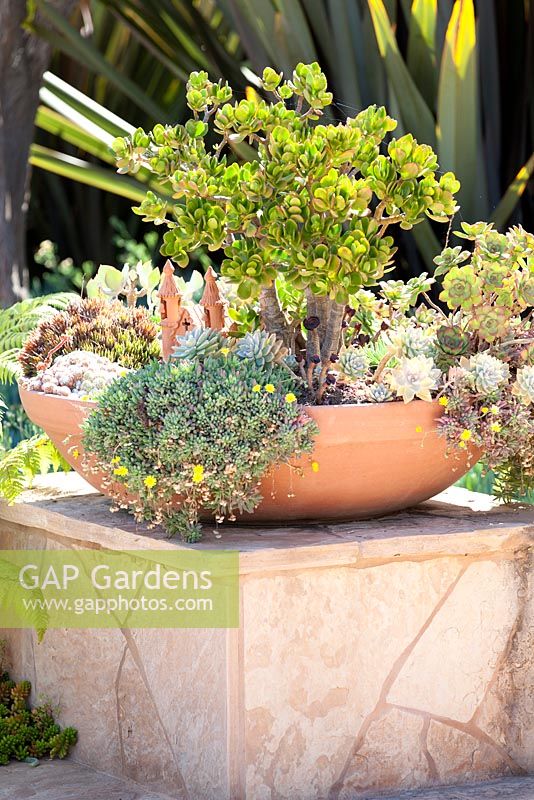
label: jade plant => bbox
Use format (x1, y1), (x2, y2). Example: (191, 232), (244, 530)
(112, 62), (459, 402)
(82, 337), (316, 540)
(0, 643), (77, 765)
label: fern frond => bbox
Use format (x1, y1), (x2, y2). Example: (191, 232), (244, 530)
(0, 293), (76, 356)
(0, 557), (48, 635)
(0, 434), (71, 504)
(0, 349), (22, 384)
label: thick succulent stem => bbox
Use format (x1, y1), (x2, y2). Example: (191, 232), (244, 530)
(304, 290), (337, 358)
(259, 283), (291, 347)
(315, 295), (331, 344)
(303, 292), (346, 402)
(374, 346), (396, 383)
(320, 300), (345, 362)
(304, 290), (321, 364)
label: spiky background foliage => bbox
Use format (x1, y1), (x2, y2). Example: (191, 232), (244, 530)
(18, 297), (160, 377)
(27, 0), (533, 276)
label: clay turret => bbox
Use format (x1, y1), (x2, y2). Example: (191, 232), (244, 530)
(158, 260), (192, 360)
(200, 266), (225, 330)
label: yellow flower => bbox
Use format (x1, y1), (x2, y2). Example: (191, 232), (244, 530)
(459, 441), (467, 449)
(490, 422), (502, 433)
(415, 425), (423, 433)
(220, 347), (230, 356)
(72, 448), (80, 460)
(80, 395), (90, 402)
(481, 406), (489, 414)
(113, 465), (128, 477)
(264, 384), (275, 393)
(144, 475), (157, 489)
(311, 461), (320, 473)
(192, 464), (204, 484)
(111, 456), (121, 464)
(285, 392), (297, 404)
(460, 429), (472, 441)
(438, 397), (449, 407)
(490, 405), (500, 415)
(252, 384), (261, 393)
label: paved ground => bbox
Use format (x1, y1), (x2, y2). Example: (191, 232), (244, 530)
(366, 775), (534, 799)
(1, 761), (534, 799)
(0, 760), (171, 800)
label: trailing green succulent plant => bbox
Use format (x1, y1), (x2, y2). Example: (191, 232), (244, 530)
(18, 298), (160, 377)
(82, 353), (316, 540)
(112, 62), (459, 402)
(0, 650), (77, 766)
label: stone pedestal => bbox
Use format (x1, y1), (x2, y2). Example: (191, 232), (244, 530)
(1, 475), (533, 800)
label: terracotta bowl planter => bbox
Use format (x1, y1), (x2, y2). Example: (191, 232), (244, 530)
(19, 384), (478, 522)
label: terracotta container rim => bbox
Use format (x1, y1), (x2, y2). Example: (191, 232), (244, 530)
(17, 383), (436, 413)
(18, 382), (478, 521)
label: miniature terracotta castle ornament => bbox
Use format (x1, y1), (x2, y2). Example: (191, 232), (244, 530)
(158, 259), (193, 361)
(200, 266), (225, 330)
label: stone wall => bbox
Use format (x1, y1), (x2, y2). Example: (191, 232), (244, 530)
(1, 475), (533, 799)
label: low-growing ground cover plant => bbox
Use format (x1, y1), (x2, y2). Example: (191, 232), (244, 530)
(0, 642), (77, 765)
(82, 338), (316, 540)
